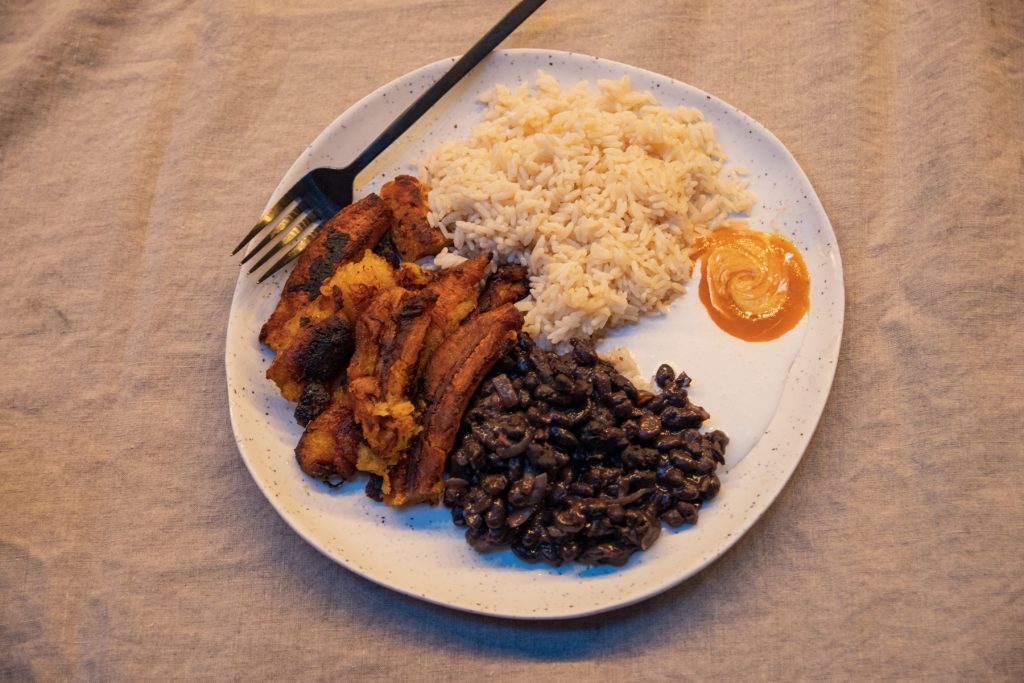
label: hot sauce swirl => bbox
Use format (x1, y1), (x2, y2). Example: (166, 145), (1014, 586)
(690, 223), (810, 341)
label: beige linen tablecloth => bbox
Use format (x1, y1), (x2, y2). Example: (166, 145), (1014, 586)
(2, 1), (1022, 680)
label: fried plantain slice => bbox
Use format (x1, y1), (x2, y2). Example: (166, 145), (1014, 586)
(470, 264), (530, 319)
(294, 386), (364, 485)
(266, 312), (354, 403)
(261, 194), (391, 352)
(372, 232), (402, 270)
(347, 286), (438, 469)
(380, 175), (447, 261)
(318, 250), (398, 324)
(419, 254), (491, 371)
(386, 304), (523, 506)
(265, 250), (394, 406)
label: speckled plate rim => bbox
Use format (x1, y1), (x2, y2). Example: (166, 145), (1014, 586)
(226, 49), (844, 619)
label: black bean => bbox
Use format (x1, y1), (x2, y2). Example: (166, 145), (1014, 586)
(622, 470), (657, 491)
(609, 393), (634, 420)
(539, 543), (562, 565)
(649, 487), (675, 512)
(607, 504), (626, 523)
(551, 404), (590, 429)
(485, 527), (508, 546)
(637, 414), (662, 443)
(507, 506), (535, 528)
(481, 474), (508, 496)
(569, 482), (595, 498)
(660, 406), (689, 430)
(507, 456), (524, 481)
(655, 364), (675, 388)
(525, 472), (549, 506)
(533, 384), (557, 402)
(635, 390), (655, 407)
(590, 370), (613, 398)
(559, 540), (581, 562)
(553, 373), (575, 394)
(699, 473), (721, 498)
(446, 477), (469, 491)
(526, 404), (551, 428)
(663, 390), (689, 407)
(464, 510), (484, 531)
(507, 478), (531, 507)
(463, 489), (493, 515)
(485, 503), (507, 529)
(671, 450), (713, 475)
(660, 509), (685, 528)
(676, 501), (699, 524)
(657, 466), (685, 488)
(610, 373), (638, 401)
(512, 542), (541, 562)
(520, 523), (544, 548)
(491, 374), (518, 409)
(548, 426), (580, 450)
(570, 338), (597, 366)
(526, 443), (559, 470)
(655, 432), (685, 452)
(553, 507), (586, 533)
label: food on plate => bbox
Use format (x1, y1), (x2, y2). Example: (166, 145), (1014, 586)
(322, 250), (398, 322)
(388, 304), (524, 506)
(295, 386), (362, 484)
(256, 73), (762, 566)
(469, 264), (530, 320)
(419, 254), (492, 370)
(260, 194), (392, 352)
(380, 175), (448, 261)
(690, 223), (810, 341)
(420, 72), (754, 345)
(266, 313), (354, 405)
(348, 254), (493, 478)
(258, 203), (520, 496)
(444, 335), (727, 566)
(347, 286), (439, 471)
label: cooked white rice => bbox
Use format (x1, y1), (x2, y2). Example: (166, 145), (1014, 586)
(420, 72), (754, 346)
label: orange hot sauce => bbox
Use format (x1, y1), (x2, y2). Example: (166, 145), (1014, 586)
(690, 223), (810, 342)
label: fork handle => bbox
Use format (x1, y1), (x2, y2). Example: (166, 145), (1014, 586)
(348, 0), (547, 175)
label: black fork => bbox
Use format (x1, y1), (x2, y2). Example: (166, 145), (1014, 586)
(232, 0), (547, 283)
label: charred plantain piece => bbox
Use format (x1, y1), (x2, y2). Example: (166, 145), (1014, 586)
(295, 387), (363, 485)
(386, 304), (523, 506)
(294, 381), (332, 426)
(381, 175), (447, 261)
(265, 250), (394, 404)
(266, 312), (354, 403)
(471, 264), (530, 319)
(261, 194), (392, 352)
(347, 287), (438, 469)
(420, 254), (491, 370)
(372, 232), (402, 270)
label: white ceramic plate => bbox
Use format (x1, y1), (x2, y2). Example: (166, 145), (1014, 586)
(225, 49), (843, 619)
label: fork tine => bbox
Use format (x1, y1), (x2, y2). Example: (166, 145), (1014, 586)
(247, 213), (314, 273)
(232, 190), (295, 255)
(239, 201), (303, 265)
(257, 221), (323, 283)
